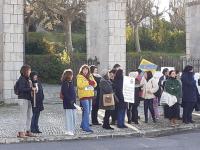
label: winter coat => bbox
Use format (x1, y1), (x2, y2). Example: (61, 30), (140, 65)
(99, 77), (115, 110)
(18, 76), (32, 100)
(31, 82), (44, 112)
(181, 72), (198, 102)
(77, 74), (97, 100)
(61, 81), (76, 109)
(140, 77), (159, 100)
(113, 77), (127, 109)
(92, 74), (101, 107)
(165, 77), (181, 103)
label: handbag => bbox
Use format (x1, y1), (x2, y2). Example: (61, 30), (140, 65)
(160, 91), (177, 107)
(103, 93), (115, 107)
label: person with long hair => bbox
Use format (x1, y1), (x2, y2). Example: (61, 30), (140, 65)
(141, 71), (158, 123)
(181, 65), (199, 124)
(61, 69), (76, 135)
(17, 65), (36, 138)
(164, 70), (181, 126)
(77, 65), (97, 132)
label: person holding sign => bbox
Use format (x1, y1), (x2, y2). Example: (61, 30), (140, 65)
(140, 71), (158, 123)
(113, 69), (128, 128)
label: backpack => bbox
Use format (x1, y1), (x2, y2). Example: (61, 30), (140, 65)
(14, 80), (20, 95)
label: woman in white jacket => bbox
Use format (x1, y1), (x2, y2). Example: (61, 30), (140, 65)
(141, 71), (159, 123)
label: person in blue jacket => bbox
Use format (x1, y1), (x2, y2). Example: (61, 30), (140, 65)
(61, 69), (76, 135)
(181, 65), (198, 124)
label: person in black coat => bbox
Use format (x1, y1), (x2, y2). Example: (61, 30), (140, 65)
(99, 70), (115, 130)
(61, 69), (76, 135)
(90, 65), (101, 125)
(30, 71), (44, 133)
(181, 65), (198, 124)
(113, 69), (127, 128)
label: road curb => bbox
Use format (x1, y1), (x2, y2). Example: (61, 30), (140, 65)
(1, 124), (200, 144)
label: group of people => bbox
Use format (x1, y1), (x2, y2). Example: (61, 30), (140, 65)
(15, 63), (200, 137)
(15, 65), (44, 138)
(159, 66), (200, 126)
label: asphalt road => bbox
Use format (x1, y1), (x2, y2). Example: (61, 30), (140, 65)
(1, 131), (200, 150)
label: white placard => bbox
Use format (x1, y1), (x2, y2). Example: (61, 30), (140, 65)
(123, 76), (135, 103)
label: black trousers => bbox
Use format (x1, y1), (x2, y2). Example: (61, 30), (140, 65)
(182, 102), (196, 123)
(144, 99), (155, 122)
(103, 110), (113, 127)
(91, 104), (99, 124)
(111, 107), (118, 123)
(127, 103), (139, 123)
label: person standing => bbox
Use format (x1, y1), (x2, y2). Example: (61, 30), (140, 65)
(90, 65), (101, 125)
(77, 65), (97, 132)
(99, 70), (115, 130)
(113, 69), (127, 128)
(109, 69), (117, 125)
(127, 69), (142, 124)
(164, 70), (181, 126)
(17, 65), (35, 138)
(30, 71), (44, 133)
(159, 68), (169, 118)
(181, 65), (199, 124)
(61, 69), (76, 135)
(141, 71), (158, 123)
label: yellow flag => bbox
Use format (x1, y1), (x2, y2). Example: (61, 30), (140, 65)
(138, 59), (157, 73)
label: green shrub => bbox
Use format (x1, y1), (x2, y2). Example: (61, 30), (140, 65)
(25, 32), (86, 54)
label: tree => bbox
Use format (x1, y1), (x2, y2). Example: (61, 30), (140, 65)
(127, 0), (155, 52)
(168, 0), (185, 30)
(37, 0), (86, 52)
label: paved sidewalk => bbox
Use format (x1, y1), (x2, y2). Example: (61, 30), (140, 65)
(0, 84), (200, 144)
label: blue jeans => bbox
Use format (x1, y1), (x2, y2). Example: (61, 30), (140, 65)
(80, 100), (92, 131)
(31, 111), (40, 132)
(117, 108), (126, 127)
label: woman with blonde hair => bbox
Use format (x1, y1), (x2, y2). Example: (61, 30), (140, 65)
(61, 69), (76, 135)
(77, 65), (97, 132)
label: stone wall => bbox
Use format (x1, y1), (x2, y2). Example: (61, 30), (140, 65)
(186, 0), (200, 59)
(87, 0), (126, 71)
(0, 0), (24, 103)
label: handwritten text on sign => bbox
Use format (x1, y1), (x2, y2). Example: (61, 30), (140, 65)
(123, 76), (135, 103)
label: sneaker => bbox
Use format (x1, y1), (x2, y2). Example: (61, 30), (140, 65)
(65, 131), (74, 135)
(83, 129), (93, 133)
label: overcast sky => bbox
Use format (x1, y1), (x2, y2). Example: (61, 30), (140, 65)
(157, 0), (170, 20)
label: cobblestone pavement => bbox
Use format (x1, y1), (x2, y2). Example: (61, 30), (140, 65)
(0, 84), (200, 143)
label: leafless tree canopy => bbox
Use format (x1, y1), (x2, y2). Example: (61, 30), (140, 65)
(169, 0), (185, 30)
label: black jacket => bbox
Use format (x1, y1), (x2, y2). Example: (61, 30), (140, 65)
(61, 81), (76, 109)
(99, 77), (115, 110)
(31, 82), (44, 112)
(18, 76), (32, 100)
(113, 77), (127, 109)
(181, 72), (198, 103)
(93, 75), (101, 107)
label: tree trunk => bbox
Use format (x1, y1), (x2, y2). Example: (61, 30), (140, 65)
(64, 18), (73, 52)
(133, 24), (141, 52)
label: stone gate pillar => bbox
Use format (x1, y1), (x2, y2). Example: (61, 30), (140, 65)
(186, 0), (200, 59)
(0, 0), (24, 103)
(87, 0), (126, 71)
